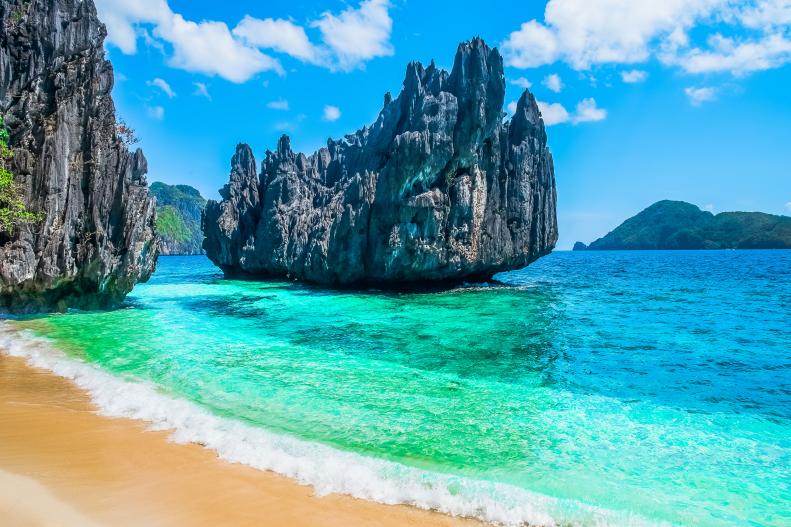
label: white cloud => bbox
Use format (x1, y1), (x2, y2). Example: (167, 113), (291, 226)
(621, 69), (648, 83)
(537, 98), (607, 126)
(500, 0), (791, 76)
(685, 86), (718, 105)
(141, 28), (166, 54)
(192, 82), (211, 100)
(543, 73), (563, 92)
(735, 0), (791, 30)
(312, 0), (394, 70)
(502, 0), (725, 70)
(501, 20), (561, 68)
(703, 203), (715, 212)
(537, 101), (571, 126)
(665, 33), (791, 75)
(233, 16), (324, 64)
(95, 0), (284, 82)
(573, 98), (607, 123)
(785, 201), (791, 212)
(267, 99), (290, 111)
(507, 100), (519, 115)
(147, 77), (176, 98)
(323, 105), (342, 122)
(95, 0), (171, 54)
(510, 77), (533, 89)
(96, 0), (395, 80)
(156, 14), (283, 83)
(146, 105), (165, 120)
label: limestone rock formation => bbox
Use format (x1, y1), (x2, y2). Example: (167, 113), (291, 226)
(204, 38), (557, 285)
(0, 0), (158, 312)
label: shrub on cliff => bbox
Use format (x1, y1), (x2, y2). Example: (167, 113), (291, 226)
(0, 116), (42, 234)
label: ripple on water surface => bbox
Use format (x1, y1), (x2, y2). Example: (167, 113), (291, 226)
(9, 251), (791, 527)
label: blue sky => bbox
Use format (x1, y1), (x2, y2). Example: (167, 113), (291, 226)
(98, 0), (791, 249)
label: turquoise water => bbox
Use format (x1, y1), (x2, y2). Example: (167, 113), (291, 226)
(10, 251), (791, 526)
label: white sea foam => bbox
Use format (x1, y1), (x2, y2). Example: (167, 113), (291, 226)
(0, 322), (668, 527)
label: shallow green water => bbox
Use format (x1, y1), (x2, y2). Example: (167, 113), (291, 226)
(14, 252), (791, 526)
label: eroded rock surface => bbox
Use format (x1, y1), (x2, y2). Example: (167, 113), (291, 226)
(0, 0), (158, 312)
(204, 38), (557, 285)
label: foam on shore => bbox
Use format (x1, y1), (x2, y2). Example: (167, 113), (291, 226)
(0, 322), (666, 527)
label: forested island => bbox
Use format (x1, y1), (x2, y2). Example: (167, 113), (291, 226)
(149, 182), (206, 255)
(575, 200), (791, 250)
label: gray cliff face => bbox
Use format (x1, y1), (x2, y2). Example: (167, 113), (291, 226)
(204, 39), (557, 285)
(0, 0), (158, 312)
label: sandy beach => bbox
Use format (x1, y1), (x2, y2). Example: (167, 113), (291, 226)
(0, 353), (480, 527)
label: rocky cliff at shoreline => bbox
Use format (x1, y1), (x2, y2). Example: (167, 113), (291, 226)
(204, 38), (557, 285)
(0, 0), (158, 312)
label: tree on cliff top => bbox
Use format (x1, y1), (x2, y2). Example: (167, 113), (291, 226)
(0, 116), (43, 233)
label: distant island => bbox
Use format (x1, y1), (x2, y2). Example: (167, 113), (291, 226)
(575, 200), (791, 250)
(149, 182), (206, 255)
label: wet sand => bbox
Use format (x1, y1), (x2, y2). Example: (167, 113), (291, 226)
(0, 353), (481, 527)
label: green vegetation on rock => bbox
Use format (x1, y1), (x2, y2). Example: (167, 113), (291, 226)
(149, 182), (207, 255)
(578, 200), (791, 250)
(156, 205), (191, 243)
(0, 116), (42, 234)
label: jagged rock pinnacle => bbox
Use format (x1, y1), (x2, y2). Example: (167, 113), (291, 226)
(0, 0), (158, 312)
(204, 38), (558, 285)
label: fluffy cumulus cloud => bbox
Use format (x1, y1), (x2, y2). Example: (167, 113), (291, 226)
(507, 100), (519, 115)
(501, 20), (560, 68)
(665, 32), (791, 75)
(233, 16), (324, 64)
(621, 69), (649, 83)
(95, 0), (282, 82)
(537, 101), (571, 125)
(500, 0), (791, 76)
(573, 98), (607, 123)
(323, 105), (342, 122)
(147, 77), (175, 98)
(685, 86), (718, 105)
(537, 98), (608, 126)
(543, 73), (563, 92)
(736, 0), (791, 29)
(95, 0), (171, 54)
(94, 0), (395, 82)
(312, 0), (394, 70)
(156, 14), (284, 82)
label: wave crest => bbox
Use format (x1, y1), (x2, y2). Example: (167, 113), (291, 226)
(0, 322), (665, 527)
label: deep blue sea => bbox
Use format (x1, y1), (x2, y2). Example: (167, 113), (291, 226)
(4, 250), (790, 526)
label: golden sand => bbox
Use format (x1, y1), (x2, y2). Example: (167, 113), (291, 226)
(0, 353), (481, 527)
